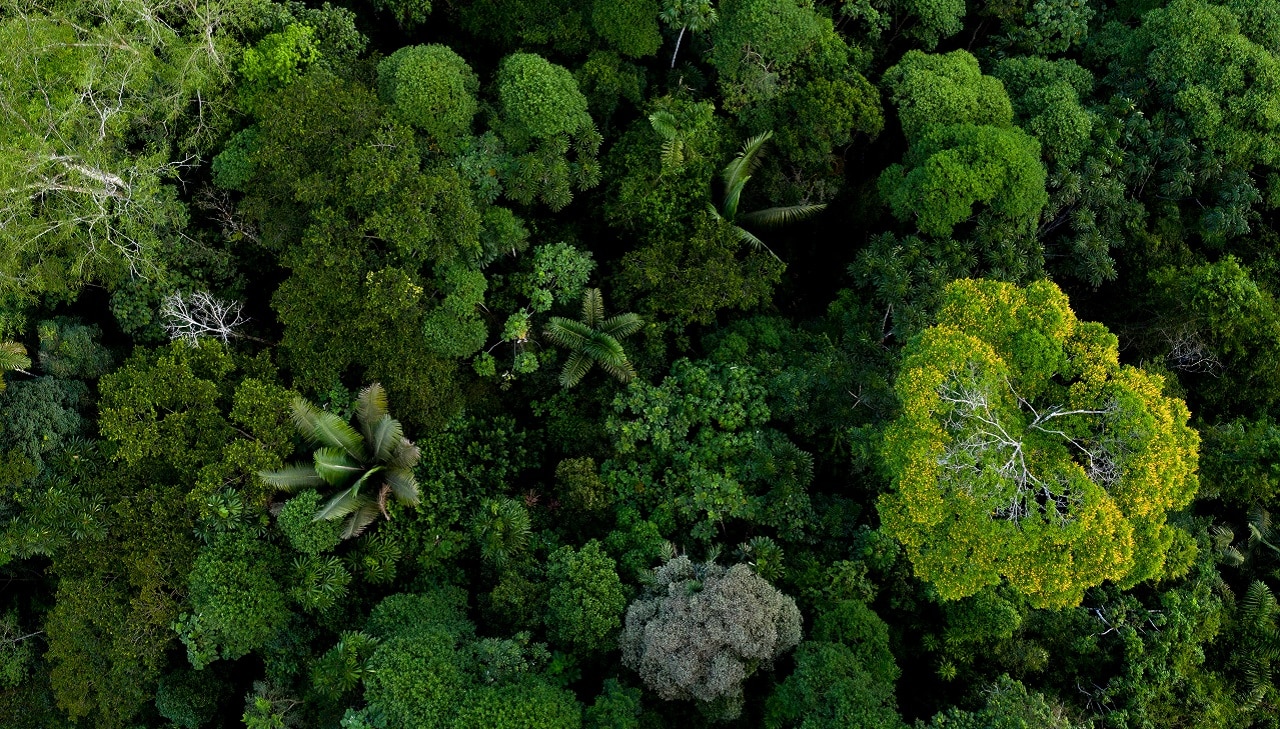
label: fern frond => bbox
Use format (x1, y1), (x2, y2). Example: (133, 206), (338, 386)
(257, 464), (325, 492)
(649, 111), (679, 140)
(385, 468), (420, 506)
(1240, 580), (1279, 629)
(292, 397), (366, 461)
(544, 317), (594, 351)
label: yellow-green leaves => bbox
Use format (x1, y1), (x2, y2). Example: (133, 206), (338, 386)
(878, 279), (1200, 608)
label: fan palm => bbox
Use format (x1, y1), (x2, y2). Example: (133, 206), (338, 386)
(543, 288), (642, 388)
(258, 383), (420, 539)
(709, 130), (827, 262)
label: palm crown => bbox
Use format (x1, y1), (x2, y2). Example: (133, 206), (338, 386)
(710, 130), (827, 261)
(258, 383), (420, 539)
(543, 288), (643, 388)
(0, 341), (31, 391)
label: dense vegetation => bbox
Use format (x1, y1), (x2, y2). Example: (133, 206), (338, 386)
(3, 0), (1280, 726)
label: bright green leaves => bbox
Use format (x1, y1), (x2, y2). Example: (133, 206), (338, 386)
(239, 24), (320, 110)
(880, 50), (1048, 240)
(878, 279), (1200, 608)
(378, 45), (479, 150)
(185, 532), (289, 664)
(880, 124), (1047, 238)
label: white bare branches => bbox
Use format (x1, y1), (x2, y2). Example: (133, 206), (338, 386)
(160, 290), (247, 345)
(1162, 326), (1222, 375)
(936, 367), (1119, 525)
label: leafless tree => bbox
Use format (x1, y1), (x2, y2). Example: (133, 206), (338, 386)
(160, 290), (247, 345)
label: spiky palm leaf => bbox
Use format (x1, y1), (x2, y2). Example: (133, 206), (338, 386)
(342, 503), (383, 540)
(385, 469), (420, 506)
(314, 482), (369, 522)
(721, 131), (773, 220)
(258, 464), (326, 492)
(386, 439), (421, 471)
(600, 313), (644, 339)
(581, 334), (635, 383)
(355, 383), (389, 442)
(314, 448), (367, 487)
(731, 223), (780, 262)
(581, 288), (606, 328)
(292, 397), (366, 461)
(1250, 505), (1280, 557)
(738, 203), (828, 228)
(559, 351), (596, 388)
(365, 415), (403, 464)
(544, 317), (594, 351)
(0, 341), (30, 391)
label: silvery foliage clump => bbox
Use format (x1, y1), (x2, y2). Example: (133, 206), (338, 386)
(620, 555), (802, 719)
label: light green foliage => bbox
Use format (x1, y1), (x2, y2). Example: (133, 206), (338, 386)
(155, 668), (222, 729)
(605, 358), (813, 541)
(187, 531), (289, 663)
(453, 681), (583, 729)
(1002, 0), (1095, 54)
(422, 264), (489, 358)
(519, 243), (595, 313)
(545, 541), (626, 653)
(378, 45), (479, 148)
(98, 340), (236, 480)
(710, 0), (851, 111)
(277, 491), (344, 554)
(920, 675), (1084, 728)
(239, 24), (320, 109)
(290, 554), (352, 611)
(883, 51), (1013, 143)
(879, 123), (1048, 238)
(478, 207), (531, 267)
(992, 57), (1094, 165)
(621, 556), (802, 719)
(36, 318), (112, 380)
(0, 0), (256, 302)
(498, 53), (593, 144)
(592, 0), (662, 58)
(763, 75), (885, 169)
(764, 601), (906, 729)
(472, 497), (533, 566)
(878, 279), (1201, 608)
(313, 631), (381, 698)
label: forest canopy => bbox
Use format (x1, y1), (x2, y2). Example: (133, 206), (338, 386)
(1, 0), (1279, 727)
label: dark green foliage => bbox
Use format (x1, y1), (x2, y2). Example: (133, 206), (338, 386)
(36, 318), (112, 379)
(584, 679), (642, 729)
(592, 0), (662, 58)
(155, 668), (223, 728)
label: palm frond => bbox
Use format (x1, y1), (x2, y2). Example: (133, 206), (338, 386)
(581, 288), (605, 328)
(342, 503), (382, 540)
(721, 131), (773, 218)
(387, 439), (421, 470)
(732, 224), (781, 262)
(313, 484), (367, 522)
(257, 464), (325, 492)
(1240, 580), (1279, 629)
(599, 313), (643, 339)
(355, 383), (389, 441)
(0, 341), (31, 372)
(313, 448), (366, 487)
(559, 351), (595, 388)
(385, 469), (420, 506)
(649, 111), (679, 140)
(366, 415), (403, 464)
(595, 353), (637, 384)
(544, 317), (594, 350)
(1221, 546), (1246, 568)
(738, 203), (827, 228)
(292, 397), (366, 461)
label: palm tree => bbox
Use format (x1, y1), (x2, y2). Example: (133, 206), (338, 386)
(258, 383), (420, 539)
(0, 341), (31, 391)
(660, 0), (718, 69)
(543, 289), (642, 388)
(709, 130), (827, 262)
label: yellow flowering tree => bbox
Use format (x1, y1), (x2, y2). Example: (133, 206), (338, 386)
(878, 279), (1200, 608)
